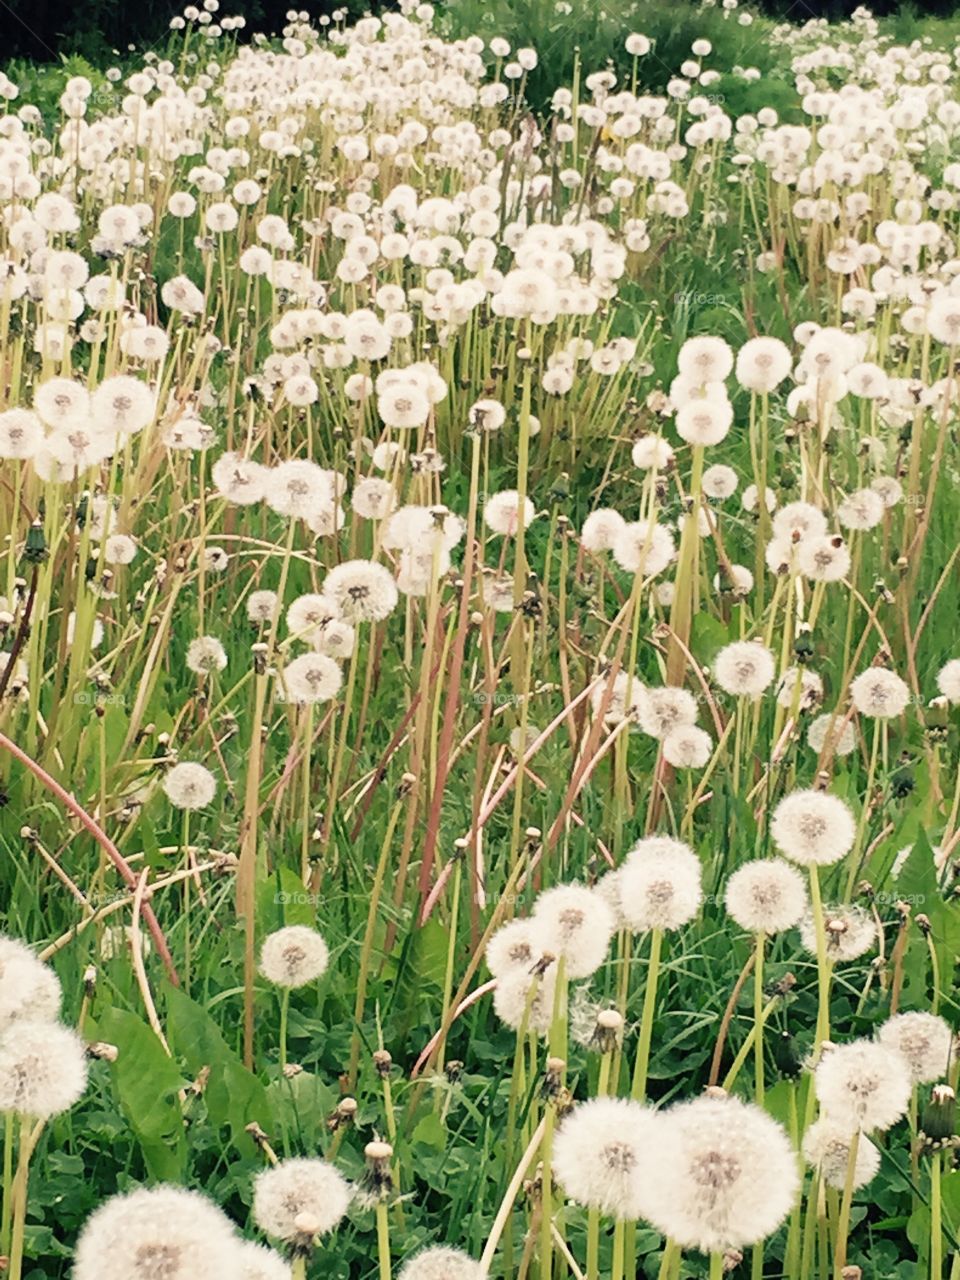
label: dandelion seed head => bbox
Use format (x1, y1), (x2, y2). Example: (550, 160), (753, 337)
(259, 926), (329, 988)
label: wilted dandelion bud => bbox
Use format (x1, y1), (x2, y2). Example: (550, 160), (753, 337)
(552, 1097), (661, 1219)
(770, 789), (856, 866)
(877, 1012), (953, 1084)
(373, 1048), (393, 1077)
(642, 1093), (799, 1254)
(86, 1040), (119, 1062)
(362, 1140), (394, 1198)
(327, 1096), (358, 1132)
(724, 859), (807, 934)
(259, 926), (329, 988)
(397, 1246), (484, 1280)
(814, 1038), (912, 1132)
(74, 1185), (240, 1280)
(920, 1085), (957, 1148)
(531, 883), (614, 979)
(802, 1118), (880, 1190)
(590, 1008), (624, 1054)
(253, 1158), (351, 1246)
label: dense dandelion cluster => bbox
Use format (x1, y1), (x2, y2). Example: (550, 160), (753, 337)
(0, 2), (957, 1279)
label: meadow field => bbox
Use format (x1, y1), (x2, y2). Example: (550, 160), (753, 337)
(0, 1), (959, 1277)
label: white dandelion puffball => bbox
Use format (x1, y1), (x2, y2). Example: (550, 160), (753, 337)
(531, 883), (615, 979)
(492, 963), (557, 1037)
(553, 1098), (661, 1220)
(581, 508), (626, 553)
(776, 666), (823, 712)
(323, 560), (398, 623)
(186, 635), (228, 676)
(281, 653), (342, 704)
(637, 685), (697, 739)
(714, 641), (776, 698)
(74, 1186), (240, 1280)
(802, 1119), (880, 1191)
(162, 762), (217, 810)
(612, 520), (675, 577)
(735, 336), (792, 393)
(397, 1246), (485, 1280)
(662, 723), (712, 769)
(800, 902), (876, 963)
(618, 838), (702, 932)
(253, 1158), (351, 1242)
(807, 713), (856, 757)
(0, 1020), (87, 1118)
(643, 1093), (799, 1254)
(485, 918), (550, 979)
(770, 789), (856, 867)
(850, 668), (911, 719)
(814, 1039), (912, 1133)
(484, 490), (535, 536)
(877, 1012), (954, 1084)
(0, 936), (61, 1030)
(234, 1241), (292, 1280)
(936, 659), (960, 704)
(259, 926), (329, 989)
(725, 859), (807, 934)
(677, 335), (734, 384)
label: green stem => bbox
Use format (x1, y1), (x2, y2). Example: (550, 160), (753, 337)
(631, 928), (663, 1100)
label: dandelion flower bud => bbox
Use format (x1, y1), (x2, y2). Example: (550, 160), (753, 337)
(619, 838), (702, 932)
(814, 1039), (912, 1133)
(162, 761), (217, 810)
(253, 1158), (351, 1243)
(0, 936), (61, 1029)
(714, 641), (775, 698)
(531, 884), (615, 979)
(397, 1246), (484, 1280)
(0, 1020), (87, 1117)
(643, 1093), (799, 1254)
(485, 918), (549, 978)
(770, 789), (856, 867)
(800, 902), (876, 963)
(553, 1097), (661, 1220)
(74, 1185), (239, 1280)
(802, 1119), (880, 1190)
(850, 668), (910, 719)
(259, 926), (329, 989)
(725, 859), (807, 934)
(877, 1012), (953, 1085)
